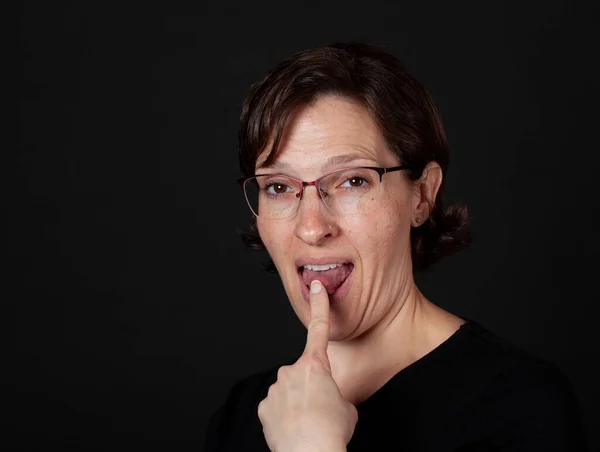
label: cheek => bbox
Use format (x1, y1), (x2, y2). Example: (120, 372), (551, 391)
(257, 220), (290, 260)
(349, 196), (410, 256)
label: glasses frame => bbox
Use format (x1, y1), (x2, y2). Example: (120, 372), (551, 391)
(238, 165), (409, 219)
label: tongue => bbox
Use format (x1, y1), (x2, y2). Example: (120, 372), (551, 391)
(302, 264), (353, 295)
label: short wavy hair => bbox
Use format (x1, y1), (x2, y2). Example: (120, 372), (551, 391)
(237, 42), (471, 273)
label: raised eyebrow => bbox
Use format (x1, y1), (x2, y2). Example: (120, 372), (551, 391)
(325, 153), (374, 166)
(257, 152), (376, 171)
(255, 166), (375, 180)
(253, 171), (296, 178)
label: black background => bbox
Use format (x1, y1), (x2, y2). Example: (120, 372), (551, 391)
(14, 1), (599, 450)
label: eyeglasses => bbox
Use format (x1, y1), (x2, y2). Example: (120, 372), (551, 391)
(238, 165), (408, 220)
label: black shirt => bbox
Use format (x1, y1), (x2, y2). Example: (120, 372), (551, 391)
(204, 319), (588, 451)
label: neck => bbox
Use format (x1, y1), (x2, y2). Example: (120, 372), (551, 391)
(326, 281), (463, 406)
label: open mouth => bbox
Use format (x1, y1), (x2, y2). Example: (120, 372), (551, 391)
(297, 262), (354, 303)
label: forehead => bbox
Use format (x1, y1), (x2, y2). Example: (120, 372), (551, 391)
(256, 96), (397, 172)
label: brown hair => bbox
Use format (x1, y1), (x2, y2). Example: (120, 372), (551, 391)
(237, 42), (471, 273)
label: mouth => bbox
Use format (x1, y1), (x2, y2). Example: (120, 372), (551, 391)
(296, 261), (354, 305)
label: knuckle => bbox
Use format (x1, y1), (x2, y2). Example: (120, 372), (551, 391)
(300, 353), (327, 371)
(349, 403), (358, 420)
(309, 317), (327, 330)
(257, 400), (264, 418)
(276, 365), (289, 380)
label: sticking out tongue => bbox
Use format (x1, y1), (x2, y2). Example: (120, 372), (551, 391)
(301, 264), (353, 295)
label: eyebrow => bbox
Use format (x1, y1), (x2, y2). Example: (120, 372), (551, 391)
(257, 153), (374, 171)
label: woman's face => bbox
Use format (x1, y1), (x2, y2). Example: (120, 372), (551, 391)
(256, 95), (422, 341)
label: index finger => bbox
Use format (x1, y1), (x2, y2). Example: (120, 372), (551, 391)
(303, 280), (331, 357)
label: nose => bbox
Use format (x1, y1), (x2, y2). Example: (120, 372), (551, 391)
(294, 186), (339, 246)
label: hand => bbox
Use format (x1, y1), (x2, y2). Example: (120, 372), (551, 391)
(258, 280), (358, 452)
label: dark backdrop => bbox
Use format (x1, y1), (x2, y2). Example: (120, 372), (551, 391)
(14, 1), (599, 451)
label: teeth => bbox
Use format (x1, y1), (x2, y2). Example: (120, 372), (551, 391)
(304, 263), (344, 271)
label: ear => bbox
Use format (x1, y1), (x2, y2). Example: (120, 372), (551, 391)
(411, 161), (443, 227)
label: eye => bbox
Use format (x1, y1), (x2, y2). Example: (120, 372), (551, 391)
(265, 182), (292, 194)
(341, 176), (368, 188)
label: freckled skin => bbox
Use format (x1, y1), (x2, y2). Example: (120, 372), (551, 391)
(256, 96), (418, 341)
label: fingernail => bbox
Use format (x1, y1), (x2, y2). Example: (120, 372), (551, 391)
(310, 280), (322, 294)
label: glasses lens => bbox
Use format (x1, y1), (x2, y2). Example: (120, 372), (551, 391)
(244, 175), (300, 219)
(319, 168), (381, 216)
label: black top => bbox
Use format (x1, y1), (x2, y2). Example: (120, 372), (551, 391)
(204, 320), (588, 451)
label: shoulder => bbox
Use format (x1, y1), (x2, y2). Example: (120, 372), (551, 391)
(456, 320), (578, 413)
(412, 319), (582, 417)
(460, 320), (569, 384)
(452, 320), (563, 378)
(454, 320), (588, 450)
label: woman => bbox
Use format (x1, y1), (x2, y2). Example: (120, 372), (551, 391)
(205, 42), (587, 451)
